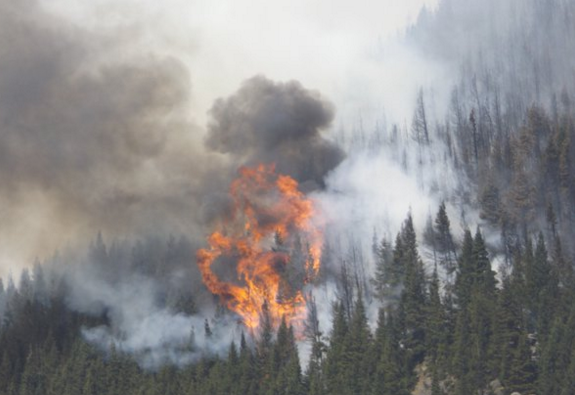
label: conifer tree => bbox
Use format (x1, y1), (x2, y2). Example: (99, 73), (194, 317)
(434, 202), (457, 276)
(538, 316), (565, 395)
(533, 233), (559, 336)
(471, 228), (497, 297)
(505, 329), (536, 394)
(283, 326), (304, 395)
(397, 214), (427, 372)
(458, 229), (497, 391)
(227, 341), (240, 393)
(452, 308), (472, 395)
(371, 309), (407, 395)
(238, 333), (257, 395)
(426, 265), (446, 366)
(304, 296), (325, 395)
(454, 230), (474, 308)
(347, 295), (372, 394)
(372, 237), (395, 302)
(491, 273), (536, 393)
(324, 301), (349, 395)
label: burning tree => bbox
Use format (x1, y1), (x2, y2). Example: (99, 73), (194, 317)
(197, 164), (323, 331)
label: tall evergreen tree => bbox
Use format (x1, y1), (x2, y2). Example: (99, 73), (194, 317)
(324, 301), (349, 395)
(304, 296), (325, 395)
(426, 265), (447, 367)
(371, 309), (407, 395)
(454, 230), (474, 309)
(347, 295), (372, 394)
(372, 237), (396, 302)
(533, 233), (559, 336)
(471, 228), (497, 297)
(397, 214), (427, 378)
(452, 308), (473, 395)
(238, 333), (257, 395)
(434, 202), (457, 276)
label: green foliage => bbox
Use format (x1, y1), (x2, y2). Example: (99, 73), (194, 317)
(397, 214), (428, 372)
(371, 309), (407, 395)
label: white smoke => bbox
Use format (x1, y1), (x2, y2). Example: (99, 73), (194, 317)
(64, 254), (242, 369)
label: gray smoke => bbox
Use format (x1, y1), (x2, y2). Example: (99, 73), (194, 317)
(64, 258), (241, 369)
(0, 0), (232, 270)
(206, 75), (345, 188)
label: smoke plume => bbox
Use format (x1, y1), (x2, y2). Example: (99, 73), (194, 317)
(0, 0), (229, 273)
(206, 75), (345, 188)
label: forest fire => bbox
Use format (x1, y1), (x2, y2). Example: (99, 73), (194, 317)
(197, 164), (323, 331)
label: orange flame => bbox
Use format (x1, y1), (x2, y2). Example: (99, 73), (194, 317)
(197, 164), (322, 331)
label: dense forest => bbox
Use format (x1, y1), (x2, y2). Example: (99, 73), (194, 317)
(2, 0), (575, 394)
(1, 193), (575, 394)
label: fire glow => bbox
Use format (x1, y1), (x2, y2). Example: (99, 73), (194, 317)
(197, 164), (323, 331)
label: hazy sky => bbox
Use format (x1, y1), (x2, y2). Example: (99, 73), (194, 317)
(47, 0), (439, 124)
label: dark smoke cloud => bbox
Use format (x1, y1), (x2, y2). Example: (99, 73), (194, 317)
(206, 75), (345, 187)
(0, 0), (229, 268)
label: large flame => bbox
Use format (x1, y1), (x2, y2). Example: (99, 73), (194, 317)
(197, 164), (322, 331)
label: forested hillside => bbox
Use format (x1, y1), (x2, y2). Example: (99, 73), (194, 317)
(2, 0), (575, 394)
(1, 197), (575, 394)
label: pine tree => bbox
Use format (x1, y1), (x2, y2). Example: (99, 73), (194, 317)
(397, 214), (427, 373)
(257, 301), (276, 395)
(471, 228), (497, 297)
(456, 229), (497, 391)
(412, 87), (430, 145)
(283, 326), (304, 395)
(238, 333), (257, 395)
(324, 301), (349, 395)
(227, 341), (240, 394)
(371, 309), (407, 395)
(452, 308), (472, 395)
(490, 273), (536, 393)
(372, 237), (395, 302)
(434, 202), (457, 276)
(304, 296), (325, 395)
(538, 316), (565, 395)
(347, 295), (372, 394)
(480, 180), (502, 225)
(506, 329), (536, 394)
(468, 288), (493, 390)
(533, 233), (558, 336)
(426, 265), (446, 366)
(551, 234), (572, 290)
(509, 242), (527, 308)
(454, 230), (474, 309)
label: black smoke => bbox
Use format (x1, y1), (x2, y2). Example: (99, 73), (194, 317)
(206, 75), (345, 188)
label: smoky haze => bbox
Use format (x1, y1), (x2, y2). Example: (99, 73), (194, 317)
(0, 1), (352, 275)
(0, 0), (218, 273)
